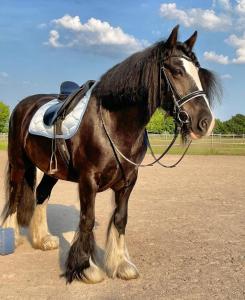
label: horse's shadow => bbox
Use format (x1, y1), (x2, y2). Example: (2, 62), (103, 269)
(46, 204), (101, 271)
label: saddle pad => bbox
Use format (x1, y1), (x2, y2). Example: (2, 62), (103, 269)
(29, 83), (95, 139)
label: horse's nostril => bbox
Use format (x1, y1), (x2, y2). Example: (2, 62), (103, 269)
(199, 118), (208, 132)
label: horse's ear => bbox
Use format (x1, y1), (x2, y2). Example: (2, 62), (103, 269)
(165, 25), (179, 48)
(184, 31), (198, 50)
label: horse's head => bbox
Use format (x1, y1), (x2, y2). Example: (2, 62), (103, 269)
(162, 26), (218, 140)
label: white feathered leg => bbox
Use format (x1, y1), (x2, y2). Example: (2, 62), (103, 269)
(104, 222), (139, 280)
(29, 199), (59, 250)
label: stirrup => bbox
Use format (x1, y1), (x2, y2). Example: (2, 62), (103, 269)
(48, 152), (58, 174)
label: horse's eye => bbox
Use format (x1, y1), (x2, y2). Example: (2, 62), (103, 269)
(172, 68), (183, 77)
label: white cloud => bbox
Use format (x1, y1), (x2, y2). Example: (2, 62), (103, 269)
(53, 15), (83, 32)
(46, 15), (148, 57)
(204, 33), (245, 65)
(212, 0), (232, 11)
(221, 73), (232, 79)
(236, 0), (245, 15)
(225, 32), (245, 63)
(45, 30), (63, 48)
(204, 51), (230, 64)
(159, 3), (231, 31)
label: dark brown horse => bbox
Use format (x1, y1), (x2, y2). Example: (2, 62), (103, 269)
(1, 26), (219, 283)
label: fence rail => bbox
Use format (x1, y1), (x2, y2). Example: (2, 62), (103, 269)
(0, 133), (7, 140)
(1, 133), (245, 154)
(148, 133), (245, 155)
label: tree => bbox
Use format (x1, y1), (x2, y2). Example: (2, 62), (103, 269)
(0, 101), (10, 133)
(224, 114), (245, 134)
(213, 114), (245, 134)
(147, 109), (174, 133)
(213, 119), (227, 134)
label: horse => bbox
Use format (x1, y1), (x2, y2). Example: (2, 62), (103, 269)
(1, 25), (219, 283)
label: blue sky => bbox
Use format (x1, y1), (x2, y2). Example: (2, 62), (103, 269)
(0, 0), (244, 120)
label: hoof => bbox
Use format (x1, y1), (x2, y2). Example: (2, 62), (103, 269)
(33, 234), (59, 251)
(65, 258), (104, 284)
(82, 258), (105, 284)
(117, 259), (139, 280)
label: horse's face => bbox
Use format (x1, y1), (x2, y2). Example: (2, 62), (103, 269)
(164, 26), (215, 140)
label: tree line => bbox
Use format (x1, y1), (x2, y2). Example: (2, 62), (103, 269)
(0, 101), (9, 133)
(0, 101), (244, 134)
(146, 109), (245, 135)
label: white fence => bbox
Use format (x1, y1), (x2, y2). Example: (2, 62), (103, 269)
(1, 132), (245, 152)
(149, 133), (245, 144)
(148, 133), (245, 153)
(0, 133), (7, 140)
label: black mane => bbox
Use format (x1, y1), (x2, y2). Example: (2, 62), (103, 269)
(93, 40), (221, 113)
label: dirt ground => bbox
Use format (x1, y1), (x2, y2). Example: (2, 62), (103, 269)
(0, 151), (245, 300)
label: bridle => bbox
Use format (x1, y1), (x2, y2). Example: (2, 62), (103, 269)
(100, 54), (211, 169)
(161, 55), (212, 126)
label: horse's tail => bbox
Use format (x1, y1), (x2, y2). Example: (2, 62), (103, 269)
(1, 111), (36, 227)
(2, 158), (36, 227)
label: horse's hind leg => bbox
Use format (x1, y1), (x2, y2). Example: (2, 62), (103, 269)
(105, 179), (139, 280)
(65, 175), (104, 284)
(2, 157), (36, 247)
(29, 173), (59, 250)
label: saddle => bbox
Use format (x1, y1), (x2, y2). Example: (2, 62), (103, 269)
(43, 80), (95, 174)
(44, 80), (95, 126)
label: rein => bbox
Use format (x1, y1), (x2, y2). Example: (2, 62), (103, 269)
(100, 103), (191, 169)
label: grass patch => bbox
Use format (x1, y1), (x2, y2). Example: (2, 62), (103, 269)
(0, 136), (244, 155)
(0, 140), (7, 151)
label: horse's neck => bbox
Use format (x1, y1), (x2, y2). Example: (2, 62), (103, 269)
(107, 103), (157, 146)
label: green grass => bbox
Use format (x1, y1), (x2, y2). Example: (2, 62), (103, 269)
(0, 136), (244, 155)
(0, 140), (7, 150)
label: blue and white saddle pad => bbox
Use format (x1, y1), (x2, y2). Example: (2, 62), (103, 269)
(29, 83), (96, 139)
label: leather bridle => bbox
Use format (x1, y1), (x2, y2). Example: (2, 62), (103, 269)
(161, 55), (212, 127)
(100, 55), (212, 169)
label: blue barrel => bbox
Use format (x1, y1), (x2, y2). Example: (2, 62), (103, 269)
(0, 227), (15, 255)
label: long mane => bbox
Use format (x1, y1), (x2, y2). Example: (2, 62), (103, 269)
(93, 43), (161, 114)
(93, 40), (221, 114)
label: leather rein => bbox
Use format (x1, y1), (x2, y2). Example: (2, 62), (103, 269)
(100, 55), (210, 169)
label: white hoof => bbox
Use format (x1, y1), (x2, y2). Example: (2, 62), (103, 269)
(82, 258), (105, 284)
(33, 234), (59, 251)
(117, 259), (139, 280)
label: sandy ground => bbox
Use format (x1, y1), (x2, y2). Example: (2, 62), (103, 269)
(0, 151), (245, 300)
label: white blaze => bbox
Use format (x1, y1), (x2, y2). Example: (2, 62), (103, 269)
(181, 57), (215, 136)
(181, 58), (203, 90)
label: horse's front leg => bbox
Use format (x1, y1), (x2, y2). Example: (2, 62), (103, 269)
(105, 177), (139, 280)
(65, 175), (104, 284)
